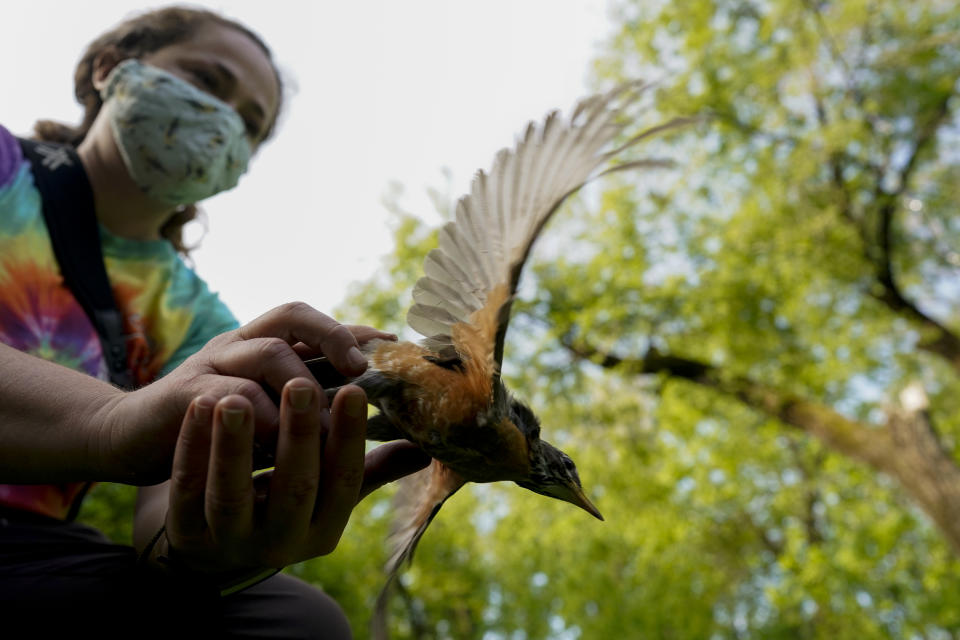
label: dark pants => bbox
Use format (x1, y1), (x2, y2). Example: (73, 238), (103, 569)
(0, 510), (352, 639)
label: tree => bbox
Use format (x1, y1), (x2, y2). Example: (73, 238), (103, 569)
(577, 0), (960, 555)
(305, 1), (960, 637)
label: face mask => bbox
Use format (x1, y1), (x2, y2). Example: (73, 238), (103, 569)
(99, 59), (252, 206)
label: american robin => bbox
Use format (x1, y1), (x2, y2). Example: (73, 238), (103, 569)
(308, 81), (686, 635)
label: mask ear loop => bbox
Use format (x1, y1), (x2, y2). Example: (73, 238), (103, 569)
(97, 57), (141, 103)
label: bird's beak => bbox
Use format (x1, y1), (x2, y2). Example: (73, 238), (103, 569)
(545, 481), (604, 521)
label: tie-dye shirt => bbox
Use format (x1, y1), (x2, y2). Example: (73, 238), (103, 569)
(0, 124), (239, 519)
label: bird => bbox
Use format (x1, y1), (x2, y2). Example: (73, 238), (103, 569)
(308, 81), (687, 637)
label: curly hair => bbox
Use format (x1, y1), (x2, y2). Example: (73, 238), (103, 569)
(32, 6), (284, 255)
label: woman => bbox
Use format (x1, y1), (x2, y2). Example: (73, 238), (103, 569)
(0, 6), (426, 636)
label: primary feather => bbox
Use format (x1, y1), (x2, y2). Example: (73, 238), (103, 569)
(406, 81), (687, 372)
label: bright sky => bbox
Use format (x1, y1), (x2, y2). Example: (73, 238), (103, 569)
(4, 0), (612, 323)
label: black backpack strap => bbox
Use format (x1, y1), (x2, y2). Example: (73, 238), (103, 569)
(19, 138), (136, 522)
(18, 138), (135, 391)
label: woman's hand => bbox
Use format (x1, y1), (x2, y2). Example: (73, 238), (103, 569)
(97, 302), (393, 484)
(162, 380), (429, 572)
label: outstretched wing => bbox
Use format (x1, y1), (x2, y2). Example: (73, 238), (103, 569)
(406, 81), (687, 376)
(372, 460), (465, 640)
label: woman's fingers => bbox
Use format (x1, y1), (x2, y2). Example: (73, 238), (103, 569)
(186, 373), (281, 441)
(205, 396), (256, 546)
(291, 325), (396, 362)
(265, 379), (323, 549)
(207, 337), (321, 405)
(238, 302), (367, 377)
(311, 385), (367, 553)
(166, 386), (430, 569)
(167, 396), (217, 541)
(346, 325), (398, 344)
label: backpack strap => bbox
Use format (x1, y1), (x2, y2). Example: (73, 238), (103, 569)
(18, 138), (135, 391)
(19, 138), (135, 522)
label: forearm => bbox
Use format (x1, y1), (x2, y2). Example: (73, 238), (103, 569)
(0, 306), (394, 486)
(0, 342), (123, 482)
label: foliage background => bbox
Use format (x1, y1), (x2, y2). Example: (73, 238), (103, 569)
(81, 1), (960, 638)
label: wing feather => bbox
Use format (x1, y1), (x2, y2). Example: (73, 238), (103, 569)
(372, 461), (465, 640)
(423, 249), (484, 308)
(406, 304), (460, 340)
(407, 81), (682, 369)
(412, 278), (473, 321)
(451, 201), (493, 289)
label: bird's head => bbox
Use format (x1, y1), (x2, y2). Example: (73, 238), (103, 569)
(508, 397), (602, 520)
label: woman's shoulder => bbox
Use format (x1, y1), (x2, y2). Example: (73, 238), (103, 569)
(157, 257), (239, 376)
(0, 124), (26, 190)
(0, 124), (45, 236)
(168, 254), (237, 322)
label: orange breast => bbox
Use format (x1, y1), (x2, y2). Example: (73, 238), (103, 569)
(366, 284), (530, 480)
(369, 341), (490, 430)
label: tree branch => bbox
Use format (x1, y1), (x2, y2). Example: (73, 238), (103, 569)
(786, 438), (825, 545)
(801, 6), (960, 371)
(868, 90), (960, 371)
(802, 0), (884, 134)
(708, 109), (880, 177)
(875, 90), (952, 281)
(561, 336), (960, 553)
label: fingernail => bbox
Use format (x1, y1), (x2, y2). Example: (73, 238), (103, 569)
(344, 392), (366, 418)
(221, 408), (246, 430)
(386, 333), (399, 342)
(348, 347), (367, 371)
(289, 385), (314, 411)
(193, 399), (213, 423)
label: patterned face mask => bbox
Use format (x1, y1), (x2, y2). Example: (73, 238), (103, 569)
(99, 59), (252, 206)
